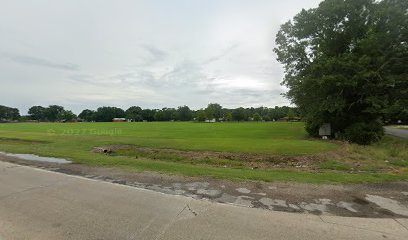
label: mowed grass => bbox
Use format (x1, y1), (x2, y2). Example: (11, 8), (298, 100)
(0, 122), (407, 184)
(0, 122), (334, 154)
(392, 125), (408, 130)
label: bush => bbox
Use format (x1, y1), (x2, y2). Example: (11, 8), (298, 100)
(305, 120), (322, 137)
(343, 121), (384, 145)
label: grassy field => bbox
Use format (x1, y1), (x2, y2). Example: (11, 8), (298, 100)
(0, 122), (407, 184)
(392, 125), (408, 130)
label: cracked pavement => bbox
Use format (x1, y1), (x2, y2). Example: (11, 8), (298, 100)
(2, 153), (408, 218)
(1, 161), (408, 239)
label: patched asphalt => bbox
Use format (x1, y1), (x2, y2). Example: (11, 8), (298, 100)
(1, 154), (408, 218)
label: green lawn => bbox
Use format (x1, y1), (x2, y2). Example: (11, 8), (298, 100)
(0, 122), (407, 184)
(0, 122), (335, 154)
(391, 125), (408, 130)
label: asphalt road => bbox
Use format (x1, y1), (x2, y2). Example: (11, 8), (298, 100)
(385, 127), (408, 139)
(1, 161), (408, 240)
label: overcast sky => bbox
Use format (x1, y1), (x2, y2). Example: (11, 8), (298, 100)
(0, 0), (321, 114)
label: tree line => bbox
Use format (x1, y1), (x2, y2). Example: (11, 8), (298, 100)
(1, 103), (405, 124)
(0, 104), (301, 122)
(75, 104), (300, 122)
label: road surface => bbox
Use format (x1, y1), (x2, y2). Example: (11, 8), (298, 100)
(385, 127), (408, 139)
(0, 161), (407, 240)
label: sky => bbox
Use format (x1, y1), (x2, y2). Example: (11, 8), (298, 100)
(0, 0), (321, 114)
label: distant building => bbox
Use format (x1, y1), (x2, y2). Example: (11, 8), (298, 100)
(112, 118), (127, 122)
(205, 118), (216, 123)
(278, 117), (301, 122)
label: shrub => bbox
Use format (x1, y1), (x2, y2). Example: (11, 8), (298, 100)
(305, 120), (322, 138)
(343, 121), (384, 145)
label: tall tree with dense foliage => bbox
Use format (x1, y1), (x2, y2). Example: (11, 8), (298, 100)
(205, 103), (223, 121)
(274, 0), (408, 144)
(196, 110), (207, 122)
(232, 107), (247, 121)
(125, 106), (143, 122)
(140, 109), (156, 121)
(0, 105), (20, 121)
(44, 105), (65, 122)
(78, 109), (96, 122)
(28, 105), (76, 122)
(94, 107), (125, 122)
(28, 106), (46, 121)
(58, 110), (77, 122)
(176, 106), (193, 121)
(253, 112), (262, 122)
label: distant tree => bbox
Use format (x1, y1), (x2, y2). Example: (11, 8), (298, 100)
(9, 107), (20, 120)
(0, 105), (20, 121)
(44, 105), (65, 122)
(94, 107), (125, 122)
(232, 107), (246, 121)
(58, 110), (77, 122)
(287, 109), (296, 121)
(154, 108), (176, 121)
(274, 0), (408, 144)
(125, 106), (143, 122)
(154, 110), (164, 121)
(196, 110), (207, 122)
(18, 115), (30, 122)
(28, 106), (46, 121)
(141, 109), (156, 121)
(161, 108), (177, 121)
(253, 112), (262, 122)
(255, 107), (269, 118)
(78, 109), (96, 122)
(225, 112), (233, 122)
(177, 106), (193, 121)
(205, 103), (223, 121)
(268, 106), (288, 120)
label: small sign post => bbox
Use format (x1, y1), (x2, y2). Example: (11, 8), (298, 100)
(319, 123), (331, 139)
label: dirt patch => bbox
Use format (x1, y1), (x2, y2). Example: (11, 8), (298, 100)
(92, 144), (335, 170)
(91, 143), (406, 174)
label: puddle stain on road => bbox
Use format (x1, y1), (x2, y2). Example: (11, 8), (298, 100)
(365, 194), (408, 217)
(97, 177), (408, 217)
(0, 152), (71, 164)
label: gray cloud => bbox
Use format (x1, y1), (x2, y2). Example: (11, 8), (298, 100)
(69, 74), (96, 84)
(2, 52), (79, 71)
(202, 44), (239, 65)
(159, 60), (208, 87)
(140, 44), (168, 62)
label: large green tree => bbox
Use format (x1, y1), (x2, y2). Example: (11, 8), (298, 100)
(176, 105), (193, 121)
(0, 105), (20, 121)
(232, 107), (247, 121)
(94, 107), (125, 122)
(274, 0), (408, 144)
(28, 106), (46, 121)
(58, 110), (77, 122)
(79, 109), (96, 122)
(125, 106), (143, 122)
(44, 105), (65, 122)
(205, 103), (223, 121)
